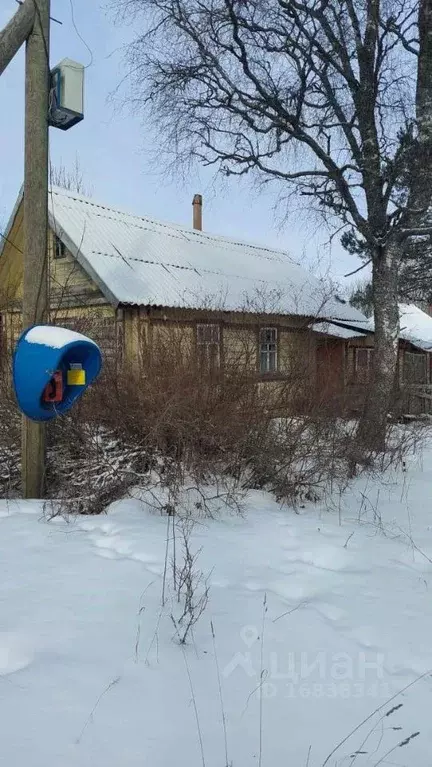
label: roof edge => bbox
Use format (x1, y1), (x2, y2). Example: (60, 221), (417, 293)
(0, 186), (118, 308)
(319, 318), (373, 335)
(0, 185), (24, 261)
(49, 209), (119, 309)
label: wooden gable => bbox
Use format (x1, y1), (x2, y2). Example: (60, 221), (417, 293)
(0, 197), (106, 309)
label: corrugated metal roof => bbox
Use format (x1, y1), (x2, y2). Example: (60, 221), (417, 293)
(3, 186), (367, 323)
(399, 304), (432, 350)
(358, 304), (432, 352)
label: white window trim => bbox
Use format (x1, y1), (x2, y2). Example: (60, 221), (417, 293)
(260, 327), (278, 374)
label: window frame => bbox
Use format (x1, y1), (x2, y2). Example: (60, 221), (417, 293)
(196, 323), (220, 346)
(403, 350), (428, 385)
(354, 346), (374, 383)
(54, 235), (66, 260)
(196, 323), (221, 371)
(259, 326), (278, 374)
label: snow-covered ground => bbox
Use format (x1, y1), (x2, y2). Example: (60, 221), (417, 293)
(2, 440), (432, 766)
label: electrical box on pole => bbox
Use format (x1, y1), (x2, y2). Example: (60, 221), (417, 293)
(49, 58), (84, 130)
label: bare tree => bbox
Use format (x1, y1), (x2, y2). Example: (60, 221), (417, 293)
(113, 0), (432, 448)
(49, 156), (92, 196)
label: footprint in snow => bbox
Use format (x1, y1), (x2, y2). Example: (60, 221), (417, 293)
(94, 540), (163, 574)
(78, 520), (119, 535)
(349, 627), (383, 653)
(283, 547), (365, 574)
(267, 580), (316, 602)
(93, 535), (133, 558)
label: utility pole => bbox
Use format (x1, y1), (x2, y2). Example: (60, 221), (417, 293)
(22, 0), (50, 498)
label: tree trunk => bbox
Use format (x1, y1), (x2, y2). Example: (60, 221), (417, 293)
(357, 242), (400, 451)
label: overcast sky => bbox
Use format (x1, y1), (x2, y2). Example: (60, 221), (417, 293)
(0, 0), (360, 286)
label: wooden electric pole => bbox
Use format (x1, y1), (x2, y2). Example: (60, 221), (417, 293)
(22, 0), (51, 498)
(0, 0), (35, 76)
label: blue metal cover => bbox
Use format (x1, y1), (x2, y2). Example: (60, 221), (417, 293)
(13, 325), (102, 422)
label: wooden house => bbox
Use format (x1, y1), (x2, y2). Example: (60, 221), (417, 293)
(342, 303), (432, 412)
(0, 186), (370, 404)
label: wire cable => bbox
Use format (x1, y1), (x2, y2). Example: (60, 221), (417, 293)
(0, 231), (24, 254)
(69, 0), (94, 69)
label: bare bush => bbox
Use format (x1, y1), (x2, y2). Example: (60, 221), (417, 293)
(68, 327), (349, 509)
(170, 518), (210, 644)
(0, 313), (423, 510)
(0, 351), (21, 497)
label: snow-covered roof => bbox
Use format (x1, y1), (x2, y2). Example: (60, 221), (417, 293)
(0, 186), (368, 322)
(357, 304), (432, 352)
(398, 304), (432, 351)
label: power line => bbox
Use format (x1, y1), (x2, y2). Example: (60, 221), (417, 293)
(69, 0), (94, 69)
(0, 230), (24, 254)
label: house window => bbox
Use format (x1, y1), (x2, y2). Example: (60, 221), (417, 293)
(404, 351), (427, 384)
(354, 347), (374, 383)
(197, 324), (220, 370)
(260, 327), (277, 373)
(54, 235), (66, 259)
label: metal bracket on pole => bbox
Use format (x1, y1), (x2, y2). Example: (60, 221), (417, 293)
(14, 0), (62, 25)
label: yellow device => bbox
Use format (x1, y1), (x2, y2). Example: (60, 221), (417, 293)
(67, 363), (86, 386)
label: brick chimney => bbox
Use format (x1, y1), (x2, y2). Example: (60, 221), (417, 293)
(192, 193), (203, 231)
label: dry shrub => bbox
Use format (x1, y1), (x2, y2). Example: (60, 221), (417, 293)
(170, 518), (211, 644)
(0, 316), (423, 510)
(0, 352), (21, 496)
(45, 323), (419, 514)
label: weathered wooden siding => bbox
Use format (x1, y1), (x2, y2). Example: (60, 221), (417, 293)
(0, 201), (24, 304)
(53, 305), (119, 362)
(1, 310), (22, 352)
(0, 305), (119, 362)
(223, 326), (257, 370)
(0, 212), (103, 306)
(0, 198), (113, 359)
(279, 327), (314, 377)
(346, 336), (427, 387)
(316, 338), (345, 397)
(48, 229), (103, 305)
(150, 321), (195, 355)
(0, 196), (104, 296)
(346, 335), (374, 383)
(124, 309), (316, 396)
